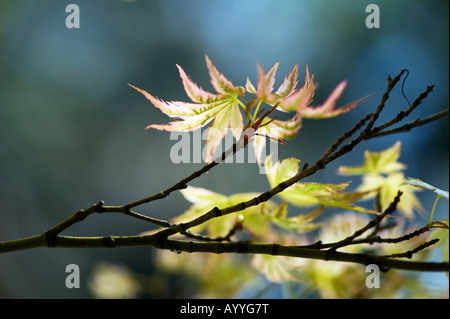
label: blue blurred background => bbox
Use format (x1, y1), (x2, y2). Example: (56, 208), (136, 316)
(0, 0), (448, 298)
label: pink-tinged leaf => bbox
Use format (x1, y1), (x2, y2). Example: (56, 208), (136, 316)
(268, 113), (302, 139)
(204, 102), (243, 163)
(131, 57), (250, 162)
(278, 83), (315, 112)
(250, 104), (278, 131)
(322, 94), (373, 118)
(303, 65), (315, 102)
(176, 64), (220, 103)
(256, 64), (279, 104)
(275, 63), (299, 98)
(245, 77), (257, 94)
(129, 84), (215, 117)
(298, 81), (348, 118)
(205, 55), (245, 97)
(256, 64), (272, 103)
(252, 113), (302, 165)
(146, 106), (220, 131)
(265, 61), (280, 93)
(299, 79), (372, 119)
(247, 63), (316, 111)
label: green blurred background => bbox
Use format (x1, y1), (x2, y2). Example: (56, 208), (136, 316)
(0, 0), (448, 298)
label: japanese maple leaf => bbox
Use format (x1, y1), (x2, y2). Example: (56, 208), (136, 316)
(252, 113), (302, 165)
(246, 62), (370, 118)
(244, 63), (309, 164)
(265, 155), (379, 214)
(338, 142), (424, 216)
(245, 62), (370, 164)
(128, 55), (245, 163)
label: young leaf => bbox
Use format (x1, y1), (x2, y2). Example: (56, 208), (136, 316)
(297, 81), (372, 119)
(245, 63), (314, 112)
(379, 173), (424, 217)
(265, 155), (379, 214)
(274, 63), (300, 98)
(405, 178), (449, 202)
(404, 178), (448, 223)
(339, 143), (423, 217)
(177, 186), (274, 238)
(205, 55), (245, 97)
(428, 220), (449, 262)
(252, 113), (302, 165)
(251, 253), (307, 283)
(338, 141), (406, 175)
(353, 173), (423, 217)
(246, 63), (368, 117)
(270, 203), (323, 233)
(250, 233), (310, 283)
(129, 55), (245, 163)
(175, 187), (232, 236)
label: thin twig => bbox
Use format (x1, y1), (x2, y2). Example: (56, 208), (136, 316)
(380, 239), (441, 259)
(326, 191), (402, 254)
(370, 109), (449, 138)
(309, 224), (429, 249)
(362, 70), (408, 135)
(370, 85), (435, 135)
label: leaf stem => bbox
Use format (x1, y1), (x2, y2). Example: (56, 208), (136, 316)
(252, 100), (263, 122)
(429, 195), (442, 225)
(236, 98), (254, 123)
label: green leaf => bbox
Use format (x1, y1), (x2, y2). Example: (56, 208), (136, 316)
(405, 178), (449, 202)
(356, 173), (423, 217)
(338, 141), (406, 175)
(270, 203), (322, 233)
(385, 174), (424, 216)
(428, 220), (449, 262)
(251, 253), (307, 283)
(205, 55), (245, 97)
(177, 186), (322, 238)
(178, 186), (275, 237)
(89, 262), (141, 299)
(176, 187), (231, 236)
(252, 113), (302, 165)
(265, 155), (378, 214)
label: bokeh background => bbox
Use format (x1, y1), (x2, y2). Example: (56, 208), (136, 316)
(0, 0), (448, 298)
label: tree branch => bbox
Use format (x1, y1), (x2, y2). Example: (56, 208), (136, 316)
(370, 109), (449, 138)
(326, 191), (402, 254)
(1, 70), (448, 276)
(154, 74), (447, 240)
(1, 234), (447, 272)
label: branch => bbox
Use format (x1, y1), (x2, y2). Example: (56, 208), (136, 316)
(369, 85), (435, 135)
(40, 126), (255, 243)
(380, 239), (441, 259)
(154, 73), (447, 240)
(122, 125), (252, 209)
(1, 70), (448, 277)
(42, 201), (172, 246)
(1, 234), (447, 272)
(370, 109), (449, 138)
(326, 191), (403, 254)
